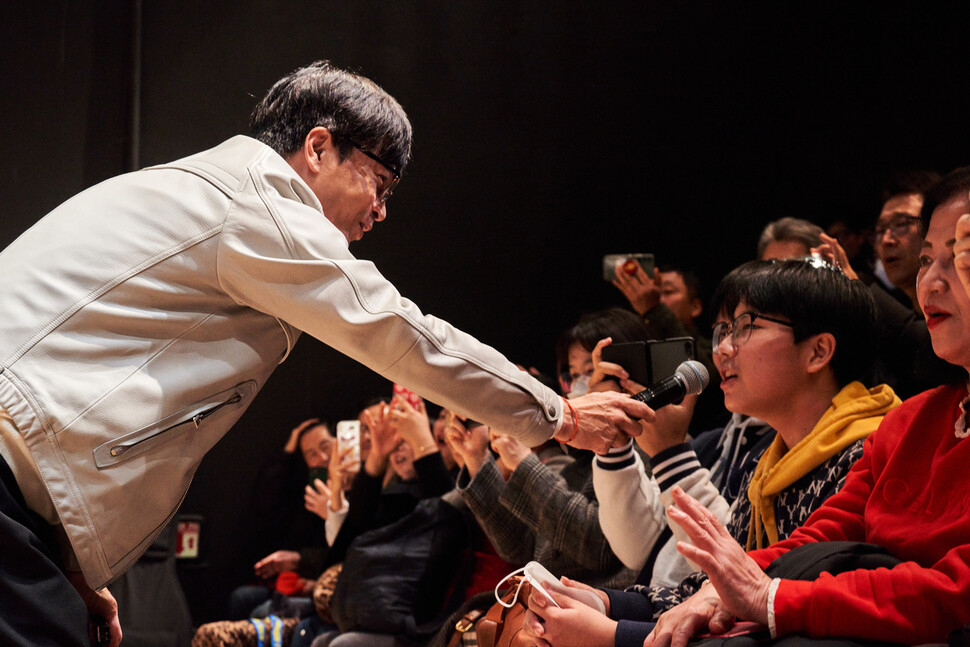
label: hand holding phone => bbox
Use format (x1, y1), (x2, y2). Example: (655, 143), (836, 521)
(523, 561), (607, 614)
(335, 420), (361, 468)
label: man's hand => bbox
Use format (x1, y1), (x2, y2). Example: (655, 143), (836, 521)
(305, 478), (331, 520)
(67, 571), (122, 647)
(955, 211), (970, 298)
(253, 550), (300, 579)
(666, 487), (771, 624)
(555, 391), (652, 453)
(613, 263), (662, 316)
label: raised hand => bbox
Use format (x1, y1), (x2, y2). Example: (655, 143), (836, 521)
(304, 478), (332, 520)
(613, 262), (661, 316)
(387, 394), (437, 458)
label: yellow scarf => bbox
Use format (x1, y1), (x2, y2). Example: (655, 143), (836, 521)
(745, 381), (900, 549)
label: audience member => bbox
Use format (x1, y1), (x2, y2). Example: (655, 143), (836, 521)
(756, 217), (824, 260)
(522, 258), (901, 647)
(228, 419), (335, 619)
(869, 170), (940, 311)
(634, 166), (970, 646)
(814, 170), (965, 398)
(593, 264), (777, 589)
(610, 264), (724, 432)
(248, 419), (334, 562)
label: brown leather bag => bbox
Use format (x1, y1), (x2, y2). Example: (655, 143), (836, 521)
(474, 576), (537, 647)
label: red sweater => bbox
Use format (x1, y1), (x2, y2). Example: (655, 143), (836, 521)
(748, 383), (970, 644)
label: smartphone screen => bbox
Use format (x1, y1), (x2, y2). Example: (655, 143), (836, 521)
(335, 420), (361, 467)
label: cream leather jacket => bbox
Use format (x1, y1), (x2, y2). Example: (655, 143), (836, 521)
(0, 135), (561, 588)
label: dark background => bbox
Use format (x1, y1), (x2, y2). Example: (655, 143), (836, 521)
(3, 1), (969, 624)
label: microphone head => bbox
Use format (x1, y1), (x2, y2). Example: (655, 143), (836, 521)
(675, 360), (709, 395)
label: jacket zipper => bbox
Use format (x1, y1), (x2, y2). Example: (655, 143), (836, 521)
(109, 392), (241, 458)
(94, 380), (255, 468)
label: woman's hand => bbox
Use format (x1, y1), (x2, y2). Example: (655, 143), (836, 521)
(388, 394), (437, 459)
(954, 211), (970, 298)
(284, 417), (320, 453)
(363, 404), (397, 477)
(666, 487), (771, 624)
(634, 394), (697, 457)
(811, 232), (859, 280)
(445, 414), (490, 477)
(644, 581), (734, 647)
(588, 337), (628, 394)
(490, 430), (532, 473)
(522, 584), (617, 647)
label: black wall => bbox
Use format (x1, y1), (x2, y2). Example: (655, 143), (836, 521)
(3, 1), (970, 624)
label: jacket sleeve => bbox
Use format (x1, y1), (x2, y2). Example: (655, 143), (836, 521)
(593, 440), (731, 573)
(499, 453), (617, 572)
(215, 165), (562, 447)
(593, 443), (665, 571)
(456, 455), (535, 565)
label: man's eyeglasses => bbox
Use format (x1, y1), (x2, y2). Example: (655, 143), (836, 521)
(347, 139), (400, 204)
(712, 312), (793, 353)
(870, 215), (920, 244)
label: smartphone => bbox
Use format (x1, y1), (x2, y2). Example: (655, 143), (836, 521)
(522, 561), (607, 614)
(522, 561), (562, 608)
(307, 466), (329, 487)
(392, 383), (423, 410)
(647, 337), (696, 384)
(600, 337), (695, 386)
(600, 341), (651, 386)
(602, 253), (655, 281)
(335, 420), (361, 467)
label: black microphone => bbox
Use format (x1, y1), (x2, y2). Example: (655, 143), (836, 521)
(632, 360), (709, 410)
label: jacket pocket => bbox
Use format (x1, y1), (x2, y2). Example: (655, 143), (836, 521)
(93, 380), (256, 468)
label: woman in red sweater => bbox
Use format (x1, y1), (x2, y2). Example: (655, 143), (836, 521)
(646, 168), (970, 646)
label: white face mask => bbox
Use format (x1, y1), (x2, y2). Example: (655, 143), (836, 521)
(566, 374), (590, 399)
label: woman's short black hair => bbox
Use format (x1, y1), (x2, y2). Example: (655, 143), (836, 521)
(554, 307), (653, 379)
(710, 259), (878, 387)
(250, 60), (412, 174)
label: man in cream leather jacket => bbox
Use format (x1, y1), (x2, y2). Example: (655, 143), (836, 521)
(0, 61), (649, 646)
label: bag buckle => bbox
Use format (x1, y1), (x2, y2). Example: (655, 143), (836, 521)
(455, 609), (483, 633)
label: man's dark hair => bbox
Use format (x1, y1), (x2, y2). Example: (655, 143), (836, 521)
(756, 217), (824, 259)
(710, 259), (878, 387)
(659, 265), (702, 302)
(250, 60), (412, 174)
(920, 166), (970, 233)
(880, 169), (940, 205)
(296, 420), (331, 449)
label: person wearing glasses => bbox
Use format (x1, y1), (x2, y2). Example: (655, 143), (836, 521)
(0, 61), (650, 647)
(521, 258), (900, 647)
(636, 167), (970, 647)
(813, 170), (965, 399)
